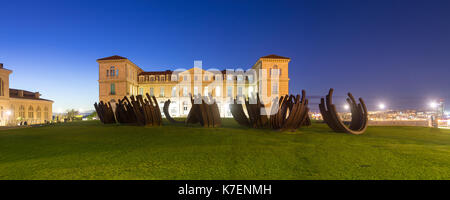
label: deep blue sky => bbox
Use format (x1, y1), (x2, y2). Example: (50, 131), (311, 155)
(0, 0), (449, 112)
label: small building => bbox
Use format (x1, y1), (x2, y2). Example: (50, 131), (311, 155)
(0, 63), (53, 126)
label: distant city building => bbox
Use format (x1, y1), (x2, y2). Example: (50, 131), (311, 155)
(97, 55), (290, 117)
(0, 63), (53, 126)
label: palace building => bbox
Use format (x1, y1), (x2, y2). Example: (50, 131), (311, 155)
(0, 63), (53, 126)
(97, 55), (289, 117)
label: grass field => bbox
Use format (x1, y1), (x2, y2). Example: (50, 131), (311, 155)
(0, 119), (449, 180)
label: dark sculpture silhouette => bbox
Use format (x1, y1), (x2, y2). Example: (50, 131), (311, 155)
(319, 88), (368, 135)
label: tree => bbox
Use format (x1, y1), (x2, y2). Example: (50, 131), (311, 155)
(66, 109), (80, 121)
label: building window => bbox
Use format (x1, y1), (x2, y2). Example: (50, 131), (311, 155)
(183, 87), (188, 97)
(204, 76), (209, 81)
(106, 69), (109, 77)
(28, 106), (34, 118)
(172, 87), (177, 97)
(227, 75), (233, 81)
(44, 107), (49, 120)
(160, 87), (165, 97)
(139, 88), (143, 95)
(110, 83), (116, 95)
(194, 76), (198, 81)
(271, 65), (280, 77)
(183, 101), (189, 114)
(215, 86), (221, 97)
(110, 66), (115, 77)
(204, 87), (209, 96)
(183, 75), (188, 81)
(194, 87), (199, 95)
(0, 78), (4, 96)
(215, 75), (222, 81)
(0, 106), (3, 118)
(227, 86), (233, 97)
(272, 83), (279, 94)
(19, 105), (25, 118)
(36, 107), (41, 119)
(237, 75), (243, 81)
(150, 88), (154, 96)
(116, 69), (119, 77)
(161, 76), (165, 81)
(150, 76), (154, 81)
(172, 75), (177, 81)
(237, 86), (243, 97)
(248, 86), (254, 97)
(248, 75), (253, 82)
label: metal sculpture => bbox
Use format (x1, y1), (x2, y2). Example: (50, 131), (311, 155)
(229, 94), (270, 129)
(269, 90), (311, 131)
(185, 95), (221, 128)
(319, 88), (368, 135)
(230, 92), (311, 131)
(94, 93), (162, 126)
(94, 101), (116, 124)
(162, 99), (184, 124)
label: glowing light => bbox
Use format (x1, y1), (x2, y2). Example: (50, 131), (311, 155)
(343, 104), (349, 110)
(5, 110), (11, 116)
(429, 102), (438, 108)
(378, 103), (386, 110)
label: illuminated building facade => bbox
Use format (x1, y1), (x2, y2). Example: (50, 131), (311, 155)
(97, 55), (290, 117)
(0, 63), (53, 126)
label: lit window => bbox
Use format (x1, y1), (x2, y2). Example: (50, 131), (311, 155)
(183, 87), (188, 97)
(204, 87), (209, 96)
(238, 87), (243, 96)
(150, 88), (154, 96)
(194, 87), (199, 95)
(227, 86), (233, 97)
(227, 75), (233, 81)
(139, 88), (143, 95)
(215, 86), (221, 97)
(172, 87), (177, 97)
(160, 87), (165, 97)
(237, 75), (243, 81)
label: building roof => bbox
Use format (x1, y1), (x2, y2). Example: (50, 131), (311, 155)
(260, 54), (290, 59)
(9, 88), (53, 102)
(139, 70), (173, 76)
(97, 55), (128, 61)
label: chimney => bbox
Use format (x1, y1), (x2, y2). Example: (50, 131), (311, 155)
(0, 63), (3, 69)
(35, 92), (40, 99)
(18, 90), (24, 97)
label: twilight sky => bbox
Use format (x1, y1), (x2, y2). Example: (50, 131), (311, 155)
(0, 0), (449, 112)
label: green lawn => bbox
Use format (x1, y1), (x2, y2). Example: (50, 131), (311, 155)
(0, 119), (449, 180)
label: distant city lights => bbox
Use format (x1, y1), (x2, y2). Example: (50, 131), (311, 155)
(429, 102), (438, 108)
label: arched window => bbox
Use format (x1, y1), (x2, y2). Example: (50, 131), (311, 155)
(19, 105), (25, 118)
(0, 106), (3, 118)
(44, 107), (49, 120)
(271, 65), (279, 77)
(28, 106), (34, 118)
(110, 66), (115, 77)
(36, 107), (41, 119)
